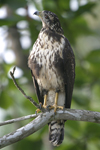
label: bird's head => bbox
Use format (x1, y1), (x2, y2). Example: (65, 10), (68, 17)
(34, 10), (63, 34)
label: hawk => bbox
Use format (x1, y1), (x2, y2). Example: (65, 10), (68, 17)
(28, 10), (75, 146)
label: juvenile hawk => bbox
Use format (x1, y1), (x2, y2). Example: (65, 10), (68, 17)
(28, 10), (75, 146)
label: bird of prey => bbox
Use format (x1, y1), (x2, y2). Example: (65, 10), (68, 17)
(28, 10), (75, 146)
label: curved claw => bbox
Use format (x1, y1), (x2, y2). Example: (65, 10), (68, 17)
(46, 105), (52, 112)
(35, 110), (37, 115)
(35, 102), (43, 114)
(46, 104), (64, 113)
(35, 109), (41, 114)
(39, 102), (42, 110)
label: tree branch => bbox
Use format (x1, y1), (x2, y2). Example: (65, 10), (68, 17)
(0, 114), (41, 126)
(0, 109), (100, 149)
(6, 67), (100, 149)
(10, 66), (40, 109)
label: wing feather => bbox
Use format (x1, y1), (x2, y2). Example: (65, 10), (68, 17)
(31, 70), (44, 104)
(62, 38), (75, 108)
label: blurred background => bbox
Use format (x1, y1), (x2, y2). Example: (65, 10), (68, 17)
(0, 0), (100, 150)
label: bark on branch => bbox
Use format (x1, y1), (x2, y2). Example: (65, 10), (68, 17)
(0, 109), (100, 149)
(0, 114), (41, 126)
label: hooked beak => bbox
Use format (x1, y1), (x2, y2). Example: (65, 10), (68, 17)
(34, 11), (43, 18)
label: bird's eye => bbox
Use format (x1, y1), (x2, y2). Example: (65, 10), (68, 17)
(44, 14), (49, 19)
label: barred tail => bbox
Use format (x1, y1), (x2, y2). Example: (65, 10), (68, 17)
(48, 120), (64, 146)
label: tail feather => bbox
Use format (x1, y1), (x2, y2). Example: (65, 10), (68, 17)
(49, 120), (64, 146)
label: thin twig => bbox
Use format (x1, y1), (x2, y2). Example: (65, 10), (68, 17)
(0, 113), (41, 126)
(10, 66), (40, 109)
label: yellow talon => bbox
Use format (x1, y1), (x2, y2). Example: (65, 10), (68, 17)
(36, 108), (41, 113)
(36, 102), (42, 113)
(36, 92), (63, 113)
(36, 94), (48, 113)
(43, 94), (47, 108)
(48, 92), (64, 113)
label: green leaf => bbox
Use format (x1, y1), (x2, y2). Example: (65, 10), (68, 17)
(14, 138), (43, 150)
(6, 0), (26, 10)
(85, 123), (100, 139)
(0, 91), (13, 109)
(74, 2), (96, 18)
(85, 49), (100, 64)
(0, 15), (25, 26)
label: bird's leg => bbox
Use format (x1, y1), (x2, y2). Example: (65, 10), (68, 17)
(43, 94), (47, 108)
(36, 90), (48, 113)
(48, 91), (64, 113)
(53, 92), (64, 113)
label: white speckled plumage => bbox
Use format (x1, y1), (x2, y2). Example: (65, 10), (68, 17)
(28, 10), (75, 146)
(30, 31), (66, 106)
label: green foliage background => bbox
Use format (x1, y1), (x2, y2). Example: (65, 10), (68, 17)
(0, 0), (100, 150)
